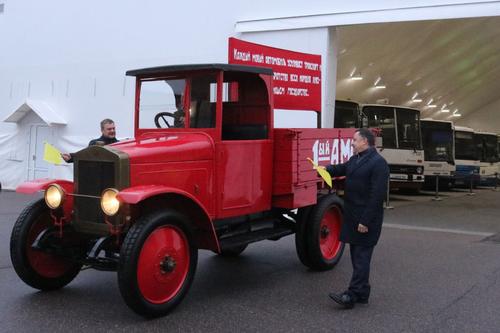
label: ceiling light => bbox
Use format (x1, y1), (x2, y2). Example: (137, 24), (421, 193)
(427, 104), (437, 108)
(375, 85), (386, 89)
(350, 74), (363, 80)
(350, 67), (357, 77)
(412, 98), (423, 102)
(441, 109), (450, 113)
(406, 81), (413, 86)
(412, 92), (419, 100)
(452, 109), (461, 117)
(374, 77), (381, 86)
(427, 98), (434, 105)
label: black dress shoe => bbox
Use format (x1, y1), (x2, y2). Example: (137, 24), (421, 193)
(328, 292), (355, 309)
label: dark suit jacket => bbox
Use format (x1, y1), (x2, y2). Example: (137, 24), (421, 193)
(326, 147), (389, 246)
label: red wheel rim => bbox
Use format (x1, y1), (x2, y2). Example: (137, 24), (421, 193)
(26, 214), (75, 278)
(137, 225), (190, 304)
(319, 206), (342, 260)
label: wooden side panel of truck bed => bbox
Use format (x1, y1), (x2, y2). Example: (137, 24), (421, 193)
(272, 128), (357, 208)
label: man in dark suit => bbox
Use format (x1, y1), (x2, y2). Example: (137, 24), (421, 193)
(325, 128), (389, 309)
(62, 118), (119, 163)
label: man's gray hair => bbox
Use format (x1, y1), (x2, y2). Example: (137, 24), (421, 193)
(100, 118), (115, 130)
(355, 128), (375, 146)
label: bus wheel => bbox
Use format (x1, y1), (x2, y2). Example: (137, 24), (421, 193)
(305, 195), (345, 271)
(118, 210), (198, 317)
(10, 199), (82, 291)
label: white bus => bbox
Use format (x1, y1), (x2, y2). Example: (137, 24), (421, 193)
(420, 119), (455, 189)
(362, 104), (424, 191)
(475, 131), (499, 186)
(453, 126), (480, 187)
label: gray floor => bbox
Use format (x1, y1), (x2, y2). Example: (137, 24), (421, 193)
(1, 188), (500, 333)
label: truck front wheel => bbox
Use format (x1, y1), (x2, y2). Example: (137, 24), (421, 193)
(10, 199), (82, 291)
(118, 209), (198, 317)
(297, 195), (345, 271)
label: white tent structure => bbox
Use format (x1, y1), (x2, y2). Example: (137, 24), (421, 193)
(1, 0), (500, 189)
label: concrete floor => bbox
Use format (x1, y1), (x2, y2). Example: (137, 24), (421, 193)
(1, 188), (500, 332)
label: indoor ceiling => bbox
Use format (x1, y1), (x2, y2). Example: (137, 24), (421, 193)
(335, 16), (500, 122)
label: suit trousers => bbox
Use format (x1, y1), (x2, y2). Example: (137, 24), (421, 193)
(348, 244), (375, 300)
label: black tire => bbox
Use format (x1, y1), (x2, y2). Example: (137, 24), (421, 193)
(118, 209), (198, 317)
(295, 206), (313, 267)
(305, 195), (345, 271)
(10, 199), (82, 291)
(218, 244), (248, 257)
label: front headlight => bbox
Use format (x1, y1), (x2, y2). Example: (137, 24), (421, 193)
(101, 188), (120, 216)
(45, 184), (65, 209)
(416, 167), (423, 174)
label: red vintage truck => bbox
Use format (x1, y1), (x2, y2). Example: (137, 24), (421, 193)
(10, 64), (357, 317)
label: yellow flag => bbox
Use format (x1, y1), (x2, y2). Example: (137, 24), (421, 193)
(307, 157), (332, 188)
(43, 142), (63, 164)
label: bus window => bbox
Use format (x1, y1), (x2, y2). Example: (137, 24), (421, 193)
(396, 108), (422, 150)
(455, 131), (476, 161)
(334, 100), (359, 128)
(365, 106), (396, 148)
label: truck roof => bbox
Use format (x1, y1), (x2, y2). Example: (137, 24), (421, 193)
(126, 63), (273, 77)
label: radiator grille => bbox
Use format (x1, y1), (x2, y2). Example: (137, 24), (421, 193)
(75, 160), (115, 223)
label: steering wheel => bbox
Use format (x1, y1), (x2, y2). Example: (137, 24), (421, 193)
(154, 112), (175, 128)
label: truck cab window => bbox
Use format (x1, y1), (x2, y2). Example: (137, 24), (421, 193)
(189, 75), (217, 128)
(139, 78), (186, 129)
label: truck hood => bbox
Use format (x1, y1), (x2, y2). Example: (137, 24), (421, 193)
(110, 132), (215, 163)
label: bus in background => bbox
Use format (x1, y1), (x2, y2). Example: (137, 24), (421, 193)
(453, 126), (480, 187)
(334, 100), (364, 128)
(420, 119), (455, 189)
(362, 104), (424, 192)
(474, 131), (499, 186)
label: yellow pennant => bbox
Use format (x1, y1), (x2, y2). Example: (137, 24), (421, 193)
(43, 142), (63, 165)
(307, 157), (332, 188)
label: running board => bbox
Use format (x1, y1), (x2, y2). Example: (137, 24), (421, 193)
(219, 227), (294, 251)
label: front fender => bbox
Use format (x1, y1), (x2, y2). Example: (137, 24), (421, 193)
(17, 179), (74, 194)
(118, 185), (219, 252)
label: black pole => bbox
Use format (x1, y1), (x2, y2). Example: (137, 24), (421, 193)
(385, 178), (394, 209)
(467, 170), (476, 196)
(432, 175), (442, 201)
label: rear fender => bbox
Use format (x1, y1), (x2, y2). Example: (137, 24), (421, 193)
(118, 185), (219, 252)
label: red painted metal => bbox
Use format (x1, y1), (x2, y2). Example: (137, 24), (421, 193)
(137, 225), (190, 304)
(27, 215), (75, 278)
(319, 206), (343, 260)
(16, 179), (73, 194)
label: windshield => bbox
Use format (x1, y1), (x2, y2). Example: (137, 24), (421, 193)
(334, 101), (359, 128)
(139, 78), (187, 129)
(455, 131), (477, 160)
(396, 108), (422, 150)
(476, 134), (500, 163)
(365, 106), (397, 149)
(138, 74), (217, 129)
(421, 122), (454, 163)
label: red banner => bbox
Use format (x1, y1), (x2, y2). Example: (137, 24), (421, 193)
(228, 37), (321, 112)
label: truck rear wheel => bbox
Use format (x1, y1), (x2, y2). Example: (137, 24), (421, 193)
(10, 199), (82, 291)
(297, 195), (345, 271)
(118, 209), (197, 317)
